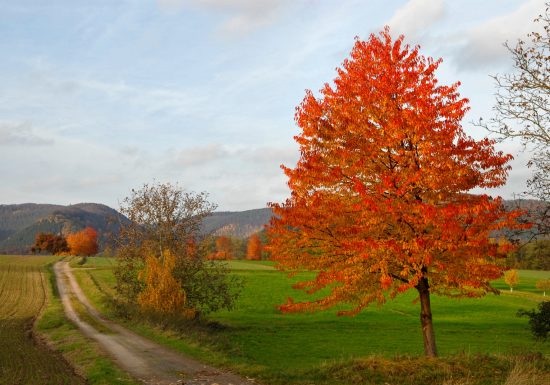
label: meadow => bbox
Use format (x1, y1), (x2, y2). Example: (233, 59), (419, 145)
(72, 257), (550, 385)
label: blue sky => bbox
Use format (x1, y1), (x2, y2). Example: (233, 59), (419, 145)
(0, 0), (545, 210)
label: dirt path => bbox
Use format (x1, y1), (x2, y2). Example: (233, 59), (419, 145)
(54, 261), (259, 385)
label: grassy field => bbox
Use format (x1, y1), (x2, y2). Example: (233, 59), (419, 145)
(73, 257), (550, 384)
(0, 255), (138, 385)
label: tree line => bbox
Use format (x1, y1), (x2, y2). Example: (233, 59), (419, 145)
(31, 227), (98, 257)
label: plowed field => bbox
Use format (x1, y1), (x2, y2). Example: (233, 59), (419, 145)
(0, 255), (84, 385)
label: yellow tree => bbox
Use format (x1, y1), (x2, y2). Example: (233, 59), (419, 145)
(267, 28), (525, 357)
(536, 278), (550, 296)
(504, 269), (519, 292)
(138, 250), (191, 317)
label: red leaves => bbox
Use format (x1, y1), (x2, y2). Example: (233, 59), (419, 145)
(31, 232), (69, 255)
(267, 28), (526, 316)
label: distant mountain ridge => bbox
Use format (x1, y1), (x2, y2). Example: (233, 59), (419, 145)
(1, 199), (545, 254)
(0, 203), (273, 254)
(201, 208), (273, 238)
(0, 203), (128, 254)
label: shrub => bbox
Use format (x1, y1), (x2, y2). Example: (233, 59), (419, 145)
(517, 301), (550, 340)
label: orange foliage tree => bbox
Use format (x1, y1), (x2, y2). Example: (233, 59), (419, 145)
(246, 234), (262, 260)
(67, 227), (99, 257)
(208, 236), (233, 260)
(267, 28), (525, 357)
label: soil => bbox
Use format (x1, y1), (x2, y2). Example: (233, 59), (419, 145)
(54, 261), (260, 385)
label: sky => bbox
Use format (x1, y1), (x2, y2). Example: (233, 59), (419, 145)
(0, 0), (545, 211)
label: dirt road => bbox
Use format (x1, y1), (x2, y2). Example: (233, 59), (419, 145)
(54, 261), (258, 385)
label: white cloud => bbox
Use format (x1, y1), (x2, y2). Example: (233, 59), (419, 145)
(387, 0), (446, 40)
(241, 146), (298, 168)
(454, 0), (546, 69)
(170, 144), (229, 167)
(0, 121), (54, 146)
(157, 0), (290, 35)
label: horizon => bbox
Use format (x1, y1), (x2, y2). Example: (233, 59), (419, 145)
(1, 0), (544, 210)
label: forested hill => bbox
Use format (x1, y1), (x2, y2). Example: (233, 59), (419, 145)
(1, 199), (544, 254)
(201, 208), (273, 238)
(0, 203), (273, 254)
(0, 203), (127, 254)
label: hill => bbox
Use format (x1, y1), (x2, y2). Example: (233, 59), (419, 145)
(0, 204), (274, 254)
(2, 198), (544, 254)
(201, 208), (273, 238)
(0, 203), (127, 254)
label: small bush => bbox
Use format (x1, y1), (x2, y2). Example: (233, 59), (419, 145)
(517, 301), (550, 340)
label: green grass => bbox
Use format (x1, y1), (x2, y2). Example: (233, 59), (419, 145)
(73, 257), (550, 384)
(493, 269), (550, 295)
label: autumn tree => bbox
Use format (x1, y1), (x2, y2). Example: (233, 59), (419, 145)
(267, 28), (524, 357)
(138, 250), (191, 317)
(481, 2), (550, 238)
(66, 227), (98, 257)
(31, 232), (69, 255)
(504, 269), (520, 292)
(536, 279), (550, 296)
(246, 234), (262, 260)
(210, 236), (233, 260)
(114, 182), (241, 318)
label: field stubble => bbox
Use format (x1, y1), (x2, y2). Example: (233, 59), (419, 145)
(0, 256), (84, 385)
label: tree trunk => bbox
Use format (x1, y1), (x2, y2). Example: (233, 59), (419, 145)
(416, 277), (437, 357)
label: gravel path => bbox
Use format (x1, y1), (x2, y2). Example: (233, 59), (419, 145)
(54, 261), (259, 385)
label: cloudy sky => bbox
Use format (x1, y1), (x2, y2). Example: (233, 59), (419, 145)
(0, 0), (544, 211)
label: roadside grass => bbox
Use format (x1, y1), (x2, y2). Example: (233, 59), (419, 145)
(0, 255), (138, 385)
(74, 257), (550, 385)
(37, 260), (139, 385)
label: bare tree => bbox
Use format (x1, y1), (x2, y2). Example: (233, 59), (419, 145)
(481, 2), (550, 237)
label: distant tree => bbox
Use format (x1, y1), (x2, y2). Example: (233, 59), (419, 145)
(508, 240), (550, 270)
(480, 2), (550, 238)
(518, 301), (550, 340)
(246, 234), (262, 260)
(536, 279), (550, 297)
(114, 182), (241, 318)
(504, 269), (520, 292)
(267, 29), (525, 357)
(258, 230), (271, 260)
(231, 237), (246, 260)
(67, 227), (99, 257)
(209, 236), (233, 260)
(31, 232), (69, 255)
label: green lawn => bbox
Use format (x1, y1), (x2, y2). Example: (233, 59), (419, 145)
(75, 257), (550, 384)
